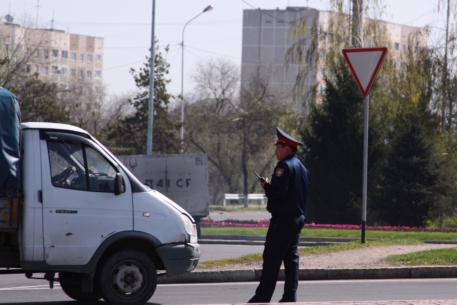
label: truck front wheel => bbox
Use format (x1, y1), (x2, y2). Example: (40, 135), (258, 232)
(59, 272), (102, 302)
(99, 250), (157, 305)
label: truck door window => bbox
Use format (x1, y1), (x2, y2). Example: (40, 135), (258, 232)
(47, 141), (87, 190)
(47, 140), (117, 193)
(85, 146), (117, 192)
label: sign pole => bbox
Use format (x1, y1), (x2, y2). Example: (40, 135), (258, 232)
(361, 94), (369, 243)
(342, 47), (387, 244)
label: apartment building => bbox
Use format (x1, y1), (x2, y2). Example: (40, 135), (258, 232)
(0, 21), (104, 106)
(241, 6), (426, 114)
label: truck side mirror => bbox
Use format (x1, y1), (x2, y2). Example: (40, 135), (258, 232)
(114, 173), (125, 195)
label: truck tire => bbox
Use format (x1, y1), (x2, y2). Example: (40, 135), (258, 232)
(59, 272), (102, 302)
(99, 250), (157, 305)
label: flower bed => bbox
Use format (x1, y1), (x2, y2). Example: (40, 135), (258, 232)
(200, 218), (457, 232)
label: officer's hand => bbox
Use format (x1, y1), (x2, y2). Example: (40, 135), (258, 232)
(260, 177), (269, 189)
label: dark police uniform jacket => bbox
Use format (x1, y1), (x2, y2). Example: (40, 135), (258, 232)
(264, 154), (310, 216)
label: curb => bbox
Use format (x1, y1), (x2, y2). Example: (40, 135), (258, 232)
(158, 266), (457, 284)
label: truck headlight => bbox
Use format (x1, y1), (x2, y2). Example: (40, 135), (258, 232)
(181, 214), (197, 243)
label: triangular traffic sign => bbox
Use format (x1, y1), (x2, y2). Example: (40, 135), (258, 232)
(342, 47), (387, 97)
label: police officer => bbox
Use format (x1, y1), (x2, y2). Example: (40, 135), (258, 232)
(248, 127), (310, 303)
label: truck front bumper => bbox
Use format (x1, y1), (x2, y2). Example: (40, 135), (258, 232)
(156, 243), (200, 277)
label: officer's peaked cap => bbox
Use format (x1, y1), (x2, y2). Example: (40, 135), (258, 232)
(274, 127), (303, 148)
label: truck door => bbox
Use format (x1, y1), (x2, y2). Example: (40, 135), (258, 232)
(40, 131), (133, 265)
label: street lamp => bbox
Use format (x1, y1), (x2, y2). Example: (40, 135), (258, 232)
(180, 4), (214, 153)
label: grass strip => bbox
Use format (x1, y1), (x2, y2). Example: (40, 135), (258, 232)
(197, 239), (423, 269)
(383, 248), (457, 266)
(201, 227), (457, 241)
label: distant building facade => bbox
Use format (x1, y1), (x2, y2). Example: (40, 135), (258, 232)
(241, 6), (426, 114)
(0, 21), (104, 110)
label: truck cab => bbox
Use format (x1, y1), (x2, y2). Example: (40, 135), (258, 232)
(0, 122), (200, 305)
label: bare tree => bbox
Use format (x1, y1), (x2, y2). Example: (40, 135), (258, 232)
(186, 58), (292, 206)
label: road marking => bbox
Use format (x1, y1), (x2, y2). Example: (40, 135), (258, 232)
(158, 278), (457, 287)
(0, 284), (62, 291)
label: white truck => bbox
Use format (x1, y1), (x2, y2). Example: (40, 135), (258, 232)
(117, 154), (209, 235)
(0, 122), (200, 305)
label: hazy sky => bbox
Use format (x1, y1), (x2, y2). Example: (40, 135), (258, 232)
(2, 0), (441, 101)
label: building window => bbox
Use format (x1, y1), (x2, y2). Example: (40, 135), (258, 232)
(17, 44), (23, 53)
(35, 49), (40, 57)
(71, 52), (76, 61)
(402, 45), (406, 53)
(52, 49), (59, 57)
(95, 86), (101, 94)
(35, 65), (39, 73)
(95, 70), (102, 78)
(80, 54), (84, 62)
(26, 48), (32, 56)
(44, 49), (49, 58)
(71, 69), (76, 77)
(52, 66), (59, 74)
(43, 67), (49, 75)
(394, 42), (399, 51)
(61, 67), (68, 75)
(61, 50), (68, 58)
(87, 54), (93, 63)
(79, 70), (84, 78)
(96, 54), (102, 62)
(86, 71), (92, 79)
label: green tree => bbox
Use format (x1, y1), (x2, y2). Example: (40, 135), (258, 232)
(108, 44), (180, 154)
(301, 58), (385, 224)
(374, 121), (440, 227)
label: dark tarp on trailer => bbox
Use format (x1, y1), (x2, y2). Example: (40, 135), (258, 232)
(0, 87), (21, 198)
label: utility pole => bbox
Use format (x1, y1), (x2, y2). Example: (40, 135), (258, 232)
(35, 0), (41, 28)
(147, 0), (156, 155)
(351, 0), (363, 48)
(443, 0), (451, 129)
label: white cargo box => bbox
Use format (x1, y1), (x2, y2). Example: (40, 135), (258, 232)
(117, 154), (209, 219)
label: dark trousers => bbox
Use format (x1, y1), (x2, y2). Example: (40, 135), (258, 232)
(249, 214), (305, 303)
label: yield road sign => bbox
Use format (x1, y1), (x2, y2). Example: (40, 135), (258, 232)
(342, 47), (387, 97)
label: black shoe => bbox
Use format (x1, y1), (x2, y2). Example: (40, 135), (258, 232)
(278, 298), (296, 303)
(247, 296), (259, 303)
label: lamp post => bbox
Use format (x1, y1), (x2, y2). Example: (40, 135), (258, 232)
(180, 4), (213, 153)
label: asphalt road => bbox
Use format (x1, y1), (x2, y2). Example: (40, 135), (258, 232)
(199, 244), (264, 262)
(207, 210), (270, 221)
(2, 276), (457, 304)
(153, 279), (457, 304)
